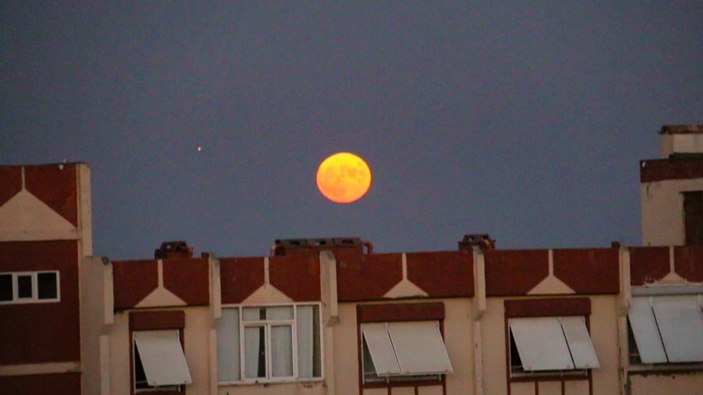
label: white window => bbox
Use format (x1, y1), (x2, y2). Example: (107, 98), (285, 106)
(217, 304), (322, 384)
(0, 271), (60, 304)
(628, 295), (703, 364)
(509, 316), (599, 374)
(361, 321), (453, 383)
(133, 330), (192, 391)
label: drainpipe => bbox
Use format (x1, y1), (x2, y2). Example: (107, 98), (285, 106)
(617, 246), (632, 395)
(320, 251), (338, 395)
(208, 254), (221, 395)
(362, 240), (374, 255)
(472, 247), (487, 395)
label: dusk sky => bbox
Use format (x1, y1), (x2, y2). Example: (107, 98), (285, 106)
(2, 2), (702, 259)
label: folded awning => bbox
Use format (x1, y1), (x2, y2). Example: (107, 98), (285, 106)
(630, 295), (703, 363)
(362, 321), (453, 377)
(134, 330), (192, 386)
(510, 316), (599, 371)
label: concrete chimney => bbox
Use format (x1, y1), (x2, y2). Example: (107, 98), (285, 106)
(660, 125), (703, 158)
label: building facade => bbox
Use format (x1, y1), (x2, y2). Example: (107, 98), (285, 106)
(2, 126), (703, 395)
(0, 163), (92, 394)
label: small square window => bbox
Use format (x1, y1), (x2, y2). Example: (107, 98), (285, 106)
(17, 275), (33, 299)
(0, 274), (12, 302)
(0, 271), (60, 304)
(37, 272), (58, 300)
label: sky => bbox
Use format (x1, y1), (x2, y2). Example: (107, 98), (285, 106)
(2, 2), (703, 260)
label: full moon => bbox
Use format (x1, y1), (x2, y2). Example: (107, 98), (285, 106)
(316, 152), (372, 204)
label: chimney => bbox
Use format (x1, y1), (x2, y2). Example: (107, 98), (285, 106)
(154, 241), (194, 259)
(660, 125), (703, 159)
(458, 234), (496, 253)
(271, 237), (370, 256)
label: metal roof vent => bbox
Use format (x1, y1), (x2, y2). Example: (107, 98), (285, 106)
(154, 241), (194, 259)
(458, 234), (495, 252)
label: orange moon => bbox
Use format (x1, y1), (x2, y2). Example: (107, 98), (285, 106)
(316, 152), (372, 203)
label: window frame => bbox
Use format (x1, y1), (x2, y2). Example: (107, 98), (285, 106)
(504, 298), (595, 389)
(217, 302), (324, 385)
(683, 191), (703, 245)
(132, 329), (189, 393)
(507, 316), (597, 377)
(129, 311), (188, 395)
(361, 320), (451, 384)
(0, 271), (60, 304)
(627, 289), (703, 373)
(356, 302), (449, 392)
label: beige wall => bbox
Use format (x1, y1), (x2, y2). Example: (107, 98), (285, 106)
(481, 296), (620, 395)
(218, 381), (326, 395)
(109, 307), (212, 395)
(97, 256), (701, 395)
(630, 373), (703, 395)
(589, 296), (620, 395)
(333, 299), (473, 395)
(108, 311), (129, 395)
(333, 303), (359, 395)
(641, 179), (703, 246)
(443, 299), (474, 394)
(482, 298), (507, 395)
(661, 133), (703, 157)
(79, 256), (109, 395)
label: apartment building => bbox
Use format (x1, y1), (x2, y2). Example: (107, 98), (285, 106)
(1, 126), (702, 395)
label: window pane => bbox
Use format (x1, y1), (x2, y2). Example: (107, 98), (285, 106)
(243, 307), (265, 321)
(363, 338), (378, 381)
(37, 272), (58, 300)
(297, 305), (321, 379)
(509, 333), (523, 371)
(311, 306), (321, 377)
(134, 345), (149, 389)
(267, 306), (293, 320)
(0, 274), (12, 301)
(271, 325), (293, 377)
(297, 305), (314, 378)
(217, 309), (240, 382)
(244, 326), (266, 378)
(17, 275), (32, 299)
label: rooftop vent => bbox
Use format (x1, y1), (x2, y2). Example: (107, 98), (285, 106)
(154, 241), (194, 259)
(660, 125), (703, 158)
(458, 234), (495, 252)
(272, 237), (372, 256)
(275, 237), (361, 248)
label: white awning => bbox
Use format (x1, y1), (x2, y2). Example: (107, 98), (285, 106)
(628, 297), (667, 363)
(510, 317), (574, 371)
(652, 295), (703, 363)
(560, 316), (600, 369)
(510, 316), (600, 371)
(361, 323), (402, 376)
(388, 321), (453, 375)
(134, 330), (192, 386)
(362, 321), (453, 377)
